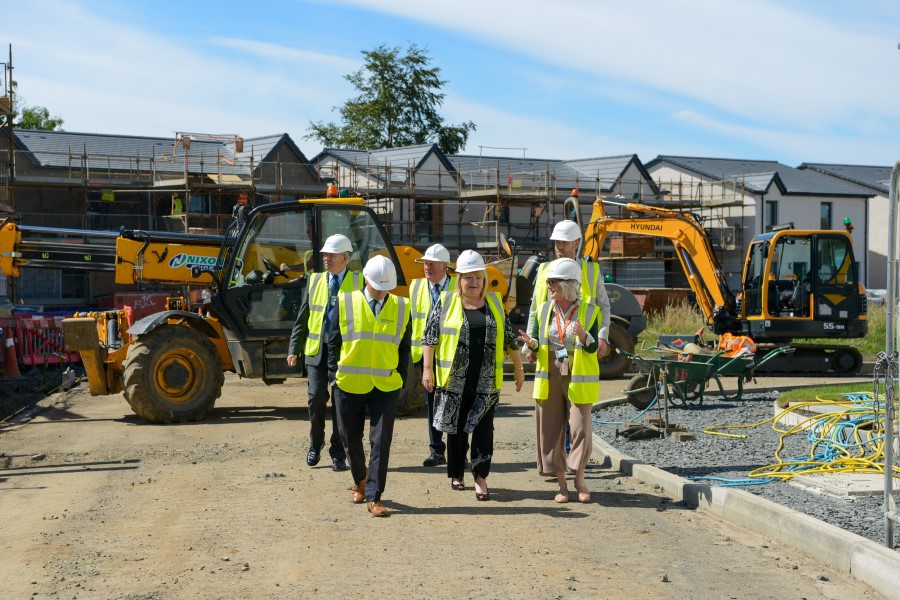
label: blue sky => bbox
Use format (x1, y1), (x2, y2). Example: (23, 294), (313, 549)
(6, 0), (900, 166)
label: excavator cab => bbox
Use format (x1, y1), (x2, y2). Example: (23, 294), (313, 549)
(742, 229), (865, 341)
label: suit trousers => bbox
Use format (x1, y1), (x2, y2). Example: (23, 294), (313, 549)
(333, 385), (398, 503)
(306, 356), (345, 460)
(416, 361), (446, 457)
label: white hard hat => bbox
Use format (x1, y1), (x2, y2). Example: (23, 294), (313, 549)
(320, 234), (353, 254)
(454, 250), (487, 274)
(415, 244), (451, 264)
(546, 258), (581, 281)
(363, 255), (397, 291)
(550, 220), (582, 242)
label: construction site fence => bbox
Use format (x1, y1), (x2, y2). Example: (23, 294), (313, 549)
(0, 315), (80, 368)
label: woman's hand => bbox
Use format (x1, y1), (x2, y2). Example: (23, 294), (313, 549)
(514, 368), (525, 392)
(572, 320), (587, 345)
(422, 366), (434, 393)
(516, 329), (532, 347)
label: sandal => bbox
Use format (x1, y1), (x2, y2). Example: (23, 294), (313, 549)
(451, 480), (465, 491)
(554, 489), (570, 503)
(475, 491), (490, 501)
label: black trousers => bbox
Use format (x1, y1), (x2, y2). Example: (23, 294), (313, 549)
(447, 405), (495, 481)
(334, 385), (398, 503)
(306, 358), (345, 460)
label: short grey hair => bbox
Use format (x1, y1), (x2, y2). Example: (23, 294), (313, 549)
(558, 279), (581, 302)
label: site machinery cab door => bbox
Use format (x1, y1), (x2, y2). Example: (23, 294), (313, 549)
(213, 202), (405, 379)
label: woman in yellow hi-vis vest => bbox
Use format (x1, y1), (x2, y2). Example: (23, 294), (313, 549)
(328, 255), (411, 518)
(421, 250), (524, 502)
(518, 258), (600, 504)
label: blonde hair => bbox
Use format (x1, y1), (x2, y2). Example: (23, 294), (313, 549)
(557, 279), (581, 302)
(455, 270), (488, 301)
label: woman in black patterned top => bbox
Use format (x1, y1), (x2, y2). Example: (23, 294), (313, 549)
(421, 250), (524, 501)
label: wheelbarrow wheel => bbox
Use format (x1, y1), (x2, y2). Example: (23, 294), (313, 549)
(624, 373), (657, 410)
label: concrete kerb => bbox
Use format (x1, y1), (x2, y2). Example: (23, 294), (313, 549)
(590, 433), (900, 599)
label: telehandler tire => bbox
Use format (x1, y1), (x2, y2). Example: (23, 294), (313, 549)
(122, 325), (224, 423)
(599, 322), (634, 380)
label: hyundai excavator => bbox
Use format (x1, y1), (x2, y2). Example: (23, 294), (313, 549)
(0, 197), (515, 423)
(573, 195), (868, 374)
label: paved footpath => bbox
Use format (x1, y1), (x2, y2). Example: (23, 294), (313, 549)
(0, 373), (884, 599)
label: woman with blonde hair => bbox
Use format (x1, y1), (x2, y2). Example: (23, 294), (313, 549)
(422, 250), (524, 501)
(519, 258), (600, 503)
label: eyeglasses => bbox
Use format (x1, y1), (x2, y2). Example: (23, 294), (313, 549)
(547, 279), (563, 286)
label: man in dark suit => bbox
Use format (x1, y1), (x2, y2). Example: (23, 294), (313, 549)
(287, 234), (363, 471)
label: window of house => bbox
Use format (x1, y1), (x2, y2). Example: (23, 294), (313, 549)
(764, 201), (778, 232)
(820, 202), (832, 230)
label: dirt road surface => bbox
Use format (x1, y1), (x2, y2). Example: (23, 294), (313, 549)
(0, 373), (883, 599)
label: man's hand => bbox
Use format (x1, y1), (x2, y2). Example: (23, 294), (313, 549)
(597, 339), (609, 359)
(287, 354), (298, 367)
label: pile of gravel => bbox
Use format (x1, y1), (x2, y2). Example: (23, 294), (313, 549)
(591, 391), (897, 550)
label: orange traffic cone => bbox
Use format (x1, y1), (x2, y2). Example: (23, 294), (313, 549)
(3, 326), (21, 378)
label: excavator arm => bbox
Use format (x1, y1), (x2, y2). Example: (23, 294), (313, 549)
(580, 199), (739, 334)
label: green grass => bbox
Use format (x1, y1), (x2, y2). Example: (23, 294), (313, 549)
(637, 300), (886, 357)
(776, 383), (879, 408)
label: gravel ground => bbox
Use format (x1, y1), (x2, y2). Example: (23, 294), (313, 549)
(591, 390), (897, 550)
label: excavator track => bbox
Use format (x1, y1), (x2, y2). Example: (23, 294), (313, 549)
(752, 343), (863, 375)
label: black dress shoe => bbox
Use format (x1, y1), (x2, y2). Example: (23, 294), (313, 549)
(423, 453), (446, 467)
(332, 457), (348, 471)
(306, 448), (320, 467)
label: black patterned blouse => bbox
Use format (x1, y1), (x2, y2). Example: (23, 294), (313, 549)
(422, 298), (520, 434)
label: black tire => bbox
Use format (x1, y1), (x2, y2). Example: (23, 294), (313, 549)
(624, 373), (656, 410)
(600, 322), (635, 380)
(122, 325), (224, 423)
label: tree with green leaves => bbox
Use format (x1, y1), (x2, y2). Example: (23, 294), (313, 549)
(2, 81), (64, 131)
(307, 44), (474, 154)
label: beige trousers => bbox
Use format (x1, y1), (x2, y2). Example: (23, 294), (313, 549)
(535, 358), (593, 474)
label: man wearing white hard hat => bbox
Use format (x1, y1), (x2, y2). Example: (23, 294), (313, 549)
(410, 244), (457, 467)
(327, 254), (411, 518)
(288, 233), (363, 472)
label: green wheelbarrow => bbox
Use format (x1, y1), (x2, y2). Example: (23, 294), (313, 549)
(623, 346), (794, 410)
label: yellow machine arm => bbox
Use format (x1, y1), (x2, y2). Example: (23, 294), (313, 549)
(580, 198), (737, 327)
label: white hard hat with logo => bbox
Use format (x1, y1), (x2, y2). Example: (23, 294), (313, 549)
(454, 250), (487, 274)
(363, 255), (397, 291)
(550, 220), (582, 242)
(320, 234), (353, 254)
(415, 244), (451, 264)
(546, 258), (581, 281)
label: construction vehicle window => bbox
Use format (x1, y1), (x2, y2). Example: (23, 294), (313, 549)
(816, 236), (855, 286)
(743, 242), (767, 316)
(228, 208), (313, 289)
(320, 208), (389, 273)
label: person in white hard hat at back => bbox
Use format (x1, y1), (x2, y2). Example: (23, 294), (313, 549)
(525, 219), (611, 475)
(410, 244), (457, 467)
(518, 258), (600, 504)
(421, 250), (524, 501)
(288, 234), (363, 472)
(327, 255), (411, 518)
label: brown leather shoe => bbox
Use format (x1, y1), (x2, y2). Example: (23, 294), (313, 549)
(351, 479), (366, 504)
(366, 501), (390, 517)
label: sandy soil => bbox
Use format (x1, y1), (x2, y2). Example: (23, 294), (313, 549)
(0, 373), (883, 599)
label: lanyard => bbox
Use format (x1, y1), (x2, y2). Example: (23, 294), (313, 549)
(553, 302), (578, 345)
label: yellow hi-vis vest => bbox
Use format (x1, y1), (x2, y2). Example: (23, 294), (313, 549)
(336, 290), (410, 394)
(434, 291), (506, 389)
(533, 260), (604, 310)
(304, 270), (363, 357)
(533, 300), (600, 405)
(409, 275), (457, 362)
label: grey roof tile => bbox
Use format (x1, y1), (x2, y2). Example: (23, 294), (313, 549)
(798, 163), (892, 195)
